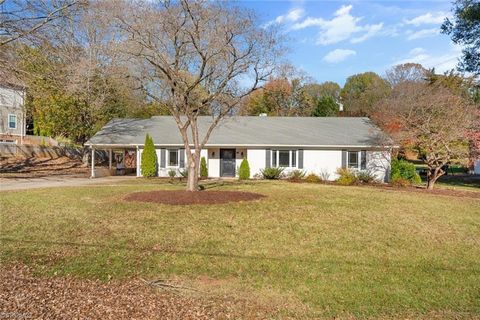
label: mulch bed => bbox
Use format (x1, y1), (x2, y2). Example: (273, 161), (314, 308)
(125, 190), (266, 205)
(0, 265), (278, 320)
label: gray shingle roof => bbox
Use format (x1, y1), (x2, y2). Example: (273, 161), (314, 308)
(85, 116), (393, 148)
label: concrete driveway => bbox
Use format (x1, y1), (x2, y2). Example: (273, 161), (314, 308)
(0, 175), (136, 191)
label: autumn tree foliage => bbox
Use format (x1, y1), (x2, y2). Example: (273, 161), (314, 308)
(374, 81), (476, 189)
(341, 72), (391, 116)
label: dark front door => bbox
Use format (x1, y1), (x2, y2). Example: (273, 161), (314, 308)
(220, 149), (236, 177)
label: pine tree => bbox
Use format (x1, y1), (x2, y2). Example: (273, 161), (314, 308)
(141, 134), (157, 177)
(239, 158), (250, 180)
(200, 156), (208, 178)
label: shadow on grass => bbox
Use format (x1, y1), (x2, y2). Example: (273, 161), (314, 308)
(1, 237), (475, 273)
(427, 175), (480, 189)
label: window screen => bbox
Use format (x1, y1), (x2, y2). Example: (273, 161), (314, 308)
(348, 151), (358, 168)
(279, 150), (290, 167)
(168, 149), (178, 166)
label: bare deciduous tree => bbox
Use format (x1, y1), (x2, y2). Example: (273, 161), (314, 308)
(374, 82), (476, 189)
(385, 63), (428, 86)
(0, 0), (81, 46)
(109, 0), (283, 191)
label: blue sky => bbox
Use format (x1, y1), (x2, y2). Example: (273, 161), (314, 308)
(240, 1), (460, 85)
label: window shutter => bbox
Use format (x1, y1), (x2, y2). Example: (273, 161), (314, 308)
(160, 148), (166, 168)
(361, 150), (366, 170)
(179, 148), (185, 168)
(341, 150), (347, 168)
(265, 149), (271, 168)
(298, 149), (303, 169)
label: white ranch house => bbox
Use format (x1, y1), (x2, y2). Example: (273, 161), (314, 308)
(85, 116), (394, 182)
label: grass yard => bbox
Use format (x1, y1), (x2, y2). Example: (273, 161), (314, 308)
(1, 180), (480, 318)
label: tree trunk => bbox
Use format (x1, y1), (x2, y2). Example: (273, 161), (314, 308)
(186, 155), (198, 191)
(186, 150), (201, 191)
(426, 167), (444, 190)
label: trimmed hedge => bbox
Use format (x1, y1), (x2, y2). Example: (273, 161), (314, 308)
(141, 134), (157, 177)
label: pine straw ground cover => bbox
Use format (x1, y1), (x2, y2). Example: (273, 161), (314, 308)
(1, 180), (479, 319)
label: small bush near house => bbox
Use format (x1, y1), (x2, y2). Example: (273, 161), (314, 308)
(261, 167), (284, 180)
(318, 169), (331, 182)
(391, 158), (421, 185)
(288, 169), (306, 181)
(391, 177), (411, 187)
(141, 134), (157, 177)
(305, 173), (321, 183)
(336, 168), (358, 186)
(179, 169), (188, 179)
(200, 157), (208, 178)
(356, 170), (376, 184)
(168, 169), (176, 179)
(239, 158), (250, 180)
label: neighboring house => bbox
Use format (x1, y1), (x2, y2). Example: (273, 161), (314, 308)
(0, 83), (26, 143)
(475, 160), (480, 175)
(85, 116), (394, 181)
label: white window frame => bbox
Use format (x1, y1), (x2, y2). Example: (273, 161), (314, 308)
(348, 151), (360, 169)
(8, 114), (17, 129)
(272, 150), (298, 168)
(167, 149), (180, 168)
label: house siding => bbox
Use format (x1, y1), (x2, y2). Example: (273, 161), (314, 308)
(135, 146), (391, 182)
(0, 86), (25, 137)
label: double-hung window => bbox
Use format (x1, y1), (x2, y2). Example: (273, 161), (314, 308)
(348, 151), (359, 169)
(8, 114), (17, 129)
(272, 150), (297, 168)
(168, 149), (179, 167)
(347, 151), (367, 170)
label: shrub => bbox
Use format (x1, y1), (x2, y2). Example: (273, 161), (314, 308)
(336, 168), (358, 186)
(179, 169), (188, 178)
(168, 169), (176, 178)
(305, 173), (321, 183)
(356, 170), (376, 184)
(391, 158), (421, 185)
(260, 167), (284, 179)
(318, 169), (331, 182)
(391, 177), (411, 187)
(200, 157), (208, 178)
(141, 134), (157, 177)
(288, 169), (306, 181)
(239, 158), (250, 180)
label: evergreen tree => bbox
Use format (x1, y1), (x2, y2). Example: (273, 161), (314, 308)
(239, 158), (250, 180)
(141, 134), (157, 177)
(311, 96), (338, 117)
(200, 156), (208, 178)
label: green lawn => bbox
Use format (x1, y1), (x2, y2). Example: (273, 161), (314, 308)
(1, 180), (479, 318)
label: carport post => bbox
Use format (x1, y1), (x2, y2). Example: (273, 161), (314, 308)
(108, 149), (112, 169)
(91, 147), (96, 178)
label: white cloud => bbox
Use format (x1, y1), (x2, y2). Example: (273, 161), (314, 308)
(351, 23), (384, 43)
(323, 49), (356, 63)
(406, 28), (440, 40)
(291, 5), (384, 45)
(405, 12), (448, 26)
(265, 8), (305, 27)
(392, 45), (462, 73)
